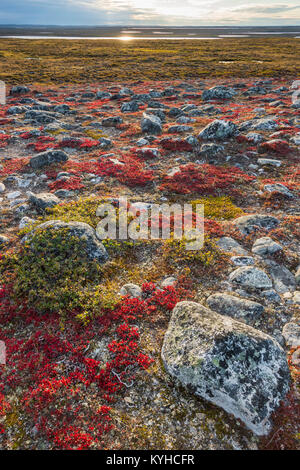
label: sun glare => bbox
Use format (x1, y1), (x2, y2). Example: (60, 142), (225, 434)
(119, 36), (134, 41)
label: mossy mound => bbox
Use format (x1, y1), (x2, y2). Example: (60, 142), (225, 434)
(1, 223), (110, 321)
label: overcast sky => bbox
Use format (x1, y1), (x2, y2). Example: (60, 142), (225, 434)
(0, 0), (299, 25)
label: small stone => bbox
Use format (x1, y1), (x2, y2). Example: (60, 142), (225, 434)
(0, 235), (9, 247)
(202, 86), (236, 101)
(119, 283), (142, 298)
(260, 289), (281, 304)
(230, 256), (254, 266)
(263, 183), (294, 199)
(161, 277), (177, 288)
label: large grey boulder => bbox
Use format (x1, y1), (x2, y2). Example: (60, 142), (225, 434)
(233, 214), (279, 235)
(30, 150), (68, 169)
(198, 119), (238, 141)
(162, 301), (290, 435)
(229, 267), (272, 289)
(23, 220), (108, 264)
(206, 293), (264, 324)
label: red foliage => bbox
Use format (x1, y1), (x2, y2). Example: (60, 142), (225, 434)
(48, 176), (85, 191)
(0, 280), (193, 449)
(160, 163), (255, 195)
(258, 139), (291, 155)
(0, 158), (29, 176)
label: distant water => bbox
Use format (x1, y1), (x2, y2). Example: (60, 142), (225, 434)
(0, 25), (300, 40)
(0, 35), (223, 40)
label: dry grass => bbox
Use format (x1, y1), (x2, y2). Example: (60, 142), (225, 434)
(0, 37), (299, 84)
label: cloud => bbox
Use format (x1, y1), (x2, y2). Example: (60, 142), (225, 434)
(0, 0), (299, 25)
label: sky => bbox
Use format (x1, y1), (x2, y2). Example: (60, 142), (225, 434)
(0, 0), (300, 26)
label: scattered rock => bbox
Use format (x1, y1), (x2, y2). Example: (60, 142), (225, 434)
(282, 323), (300, 348)
(202, 86), (236, 101)
(141, 113), (162, 135)
(252, 237), (283, 256)
(206, 293), (264, 323)
(198, 119), (238, 141)
(233, 214), (279, 235)
(229, 267), (272, 289)
(216, 237), (248, 255)
(28, 192), (60, 211)
(29, 150), (68, 169)
(264, 260), (296, 294)
(119, 283), (142, 298)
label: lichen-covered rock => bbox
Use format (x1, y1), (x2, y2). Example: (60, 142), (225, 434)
(198, 119), (238, 141)
(251, 118), (279, 131)
(29, 150), (68, 169)
(161, 301), (290, 435)
(252, 237), (282, 256)
(141, 113), (162, 135)
(202, 86), (236, 101)
(216, 236), (248, 255)
(264, 260), (296, 294)
(24, 220), (108, 264)
(206, 293), (264, 323)
(229, 267), (272, 289)
(25, 109), (57, 123)
(263, 183), (294, 199)
(233, 214), (279, 235)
